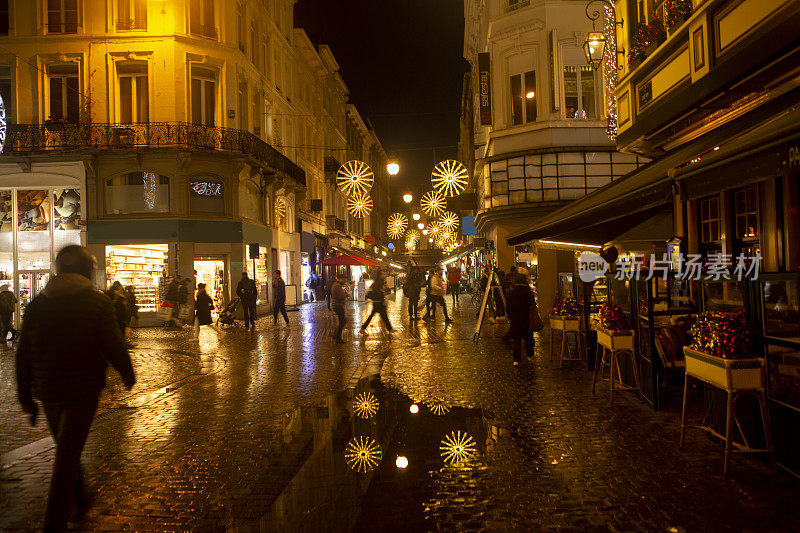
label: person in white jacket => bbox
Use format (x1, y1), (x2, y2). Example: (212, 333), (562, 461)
(423, 268), (452, 323)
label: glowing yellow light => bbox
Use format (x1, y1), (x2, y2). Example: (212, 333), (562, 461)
(353, 392), (379, 418)
(417, 222), (424, 230)
(337, 160), (374, 196)
(395, 455), (409, 469)
(0, 93), (7, 153)
(274, 197), (286, 223)
(345, 436), (382, 473)
(431, 160), (469, 197)
(412, 213), (421, 221)
(420, 190), (447, 217)
(428, 221), (442, 236)
(403, 194), (413, 203)
(387, 213), (408, 239)
(409, 404), (419, 414)
(427, 401), (450, 416)
(440, 430), (477, 464)
(439, 212), (459, 232)
(428, 238), (434, 243)
(422, 229), (429, 235)
(387, 159), (400, 175)
(347, 192), (373, 218)
(143, 171), (157, 210)
(382, 251), (387, 256)
(525, 91), (535, 99)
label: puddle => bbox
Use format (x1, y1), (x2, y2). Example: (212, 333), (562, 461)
(241, 373), (494, 532)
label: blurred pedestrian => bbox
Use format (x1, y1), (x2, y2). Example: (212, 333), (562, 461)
(0, 283), (17, 343)
(236, 272), (257, 328)
(272, 270), (289, 326)
(15, 245), (135, 532)
(508, 273), (534, 366)
(193, 283), (214, 337)
(105, 281), (129, 337)
(164, 274), (181, 327)
(326, 273), (335, 310)
(447, 267), (461, 305)
(331, 273), (348, 344)
(305, 271), (318, 302)
(361, 271), (393, 332)
(403, 268), (422, 320)
(424, 268), (452, 323)
(124, 286), (138, 328)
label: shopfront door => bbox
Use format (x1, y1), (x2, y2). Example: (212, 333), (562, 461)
(17, 270), (51, 323)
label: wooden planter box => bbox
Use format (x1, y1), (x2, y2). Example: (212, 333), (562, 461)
(550, 315), (580, 331)
(596, 327), (634, 352)
(683, 347), (765, 392)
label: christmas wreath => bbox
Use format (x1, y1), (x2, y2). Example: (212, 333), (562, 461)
(689, 311), (753, 359)
(598, 302), (630, 333)
(551, 291), (580, 317)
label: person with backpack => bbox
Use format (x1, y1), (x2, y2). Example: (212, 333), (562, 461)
(0, 284), (17, 343)
(403, 269), (422, 320)
(305, 272), (318, 302)
(360, 271), (393, 332)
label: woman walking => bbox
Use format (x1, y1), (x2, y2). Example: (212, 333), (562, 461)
(194, 283), (214, 337)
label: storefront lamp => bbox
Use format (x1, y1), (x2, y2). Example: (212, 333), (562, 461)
(583, 31), (606, 70)
(422, 229), (429, 235)
(428, 238), (434, 243)
(409, 404), (419, 414)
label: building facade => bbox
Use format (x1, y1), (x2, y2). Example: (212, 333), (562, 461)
(461, 0), (647, 310)
(0, 0), (390, 323)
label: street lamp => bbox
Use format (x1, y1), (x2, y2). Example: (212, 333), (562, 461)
(403, 194), (413, 203)
(387, 157), (400, 176)
(583, 31), (607, 70)
(417, 222), (424, 230)
(412, 213), (421, 221)
(583, 0), (625, 139)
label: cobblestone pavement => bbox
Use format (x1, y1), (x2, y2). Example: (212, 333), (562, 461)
(1, 294), (798, 531)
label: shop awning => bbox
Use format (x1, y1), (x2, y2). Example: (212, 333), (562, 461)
(319, 254), (379, 267)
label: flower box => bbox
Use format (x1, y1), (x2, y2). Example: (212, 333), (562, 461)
(596, 326), (634, 352)
(550, 315), (580, 331)
(683, 347), (765, 392)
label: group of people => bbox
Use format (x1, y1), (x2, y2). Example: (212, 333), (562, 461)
(402, 267), (454, 323)
(235, 270), (290, 328)
(105, 282), (139, 342)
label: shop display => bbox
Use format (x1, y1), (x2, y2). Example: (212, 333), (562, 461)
(551, 291), (580, 316)
(196, 258), (226, 310)
(0, 190), (11, 232)
(53, 188), (81, 229)
(17, 190), (50, 231)
(106, 245), (168, 313)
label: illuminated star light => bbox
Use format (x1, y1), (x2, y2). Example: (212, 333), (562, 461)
(602, 3), (618, 139)
(431, 160), (469, 197)
(405, 229), (420, 245)
(345, 436), (383, 473)
(353, 392), (379, 418)
(427, 400), (450, 416)
(440, 430), (477, 464)
(274, 197), (287, 223)
(387, 213), (408, 239)
(337, 160), (374, 196)
(347, 192), (373, 218)
(439, 212), (459, 232)
(420, 190), (447, 217)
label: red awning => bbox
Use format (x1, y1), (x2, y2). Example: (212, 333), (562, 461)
(319, 254), (379, 267)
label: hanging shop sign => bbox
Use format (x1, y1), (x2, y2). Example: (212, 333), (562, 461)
(478, 52), (492, 126)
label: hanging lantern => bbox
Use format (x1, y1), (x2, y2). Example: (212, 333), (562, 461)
(387, 213), (408, 239)
(347, 192), (373, 218)
(337, 160), (374, 196)
(583, 31), (607, 70)
(431, 159), (469, 197)
(420, 190), (447, 217)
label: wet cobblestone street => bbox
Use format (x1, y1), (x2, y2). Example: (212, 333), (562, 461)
(1, 297), (798, 531)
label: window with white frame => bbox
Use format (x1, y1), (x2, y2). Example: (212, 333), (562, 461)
(47, 0), (78, 34)
(189, 0), (215, 38)
(116, 0), (146, 31)
(47, 64), (79, 123)
(563, 65), (596, 119)
(509, 70), (536, 125)
(0, 66), (13, 123)
(190, 65), (216, 126)
(118, 63), (148, 123)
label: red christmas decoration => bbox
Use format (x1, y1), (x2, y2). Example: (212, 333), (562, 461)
(599, 302), (630, 333)
(689, 311), (752, 359)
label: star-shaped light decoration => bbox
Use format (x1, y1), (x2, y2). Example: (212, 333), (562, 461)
(440, 430), (477, 464)
(420, 190), (447, 217)
(428, 220), (443, 237)
(439, 212), (459, 232)
(345, 436), (383, 473)
(347, 192), (373, 218)
(274, 197), (287, 224)
(337, 160), (374, 196)
(431, 160), (469, 197)
(405, 229), (420, 247)
(387, 213), (408, 239)
(427, 400), (451, 416)
(353, 392), (379, 418)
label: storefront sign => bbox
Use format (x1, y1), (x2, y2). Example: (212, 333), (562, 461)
(478, 53), (492, 126)
(789, 144), (800, 169)
(190, 181), (223, 197)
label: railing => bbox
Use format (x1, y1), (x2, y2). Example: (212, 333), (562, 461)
(505, 0), (530, 13)
(6, 122), (306, 186)
(116, 19), (147, 31)
(326, 215), (346, 233)
(46, 22), (78, 34)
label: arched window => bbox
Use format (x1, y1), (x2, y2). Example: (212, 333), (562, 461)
(105, 171), (170, 214)
(189, 175), (225, 214)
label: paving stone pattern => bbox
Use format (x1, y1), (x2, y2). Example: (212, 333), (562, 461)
(1, 295), (798, 531)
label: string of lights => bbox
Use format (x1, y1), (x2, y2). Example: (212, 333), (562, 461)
(602, 3), (618, 139)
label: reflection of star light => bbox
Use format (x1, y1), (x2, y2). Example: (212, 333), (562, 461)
(353, 392), (379, 418)
(143, 171), (157, 209)
(440, 430), (477, 464)
(427, 401), (450, 416)
(345, 436), (382, 473)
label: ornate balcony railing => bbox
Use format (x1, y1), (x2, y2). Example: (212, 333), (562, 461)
(6, 122), (306, 186)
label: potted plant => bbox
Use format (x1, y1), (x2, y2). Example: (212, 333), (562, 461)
(550, 291), (580, 331)
(596, 302), (634, 351)
(665, 0), (692, 33)
(683, 311), (764, 391)
(644, 15), (667, 56)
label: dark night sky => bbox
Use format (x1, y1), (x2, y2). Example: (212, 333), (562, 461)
(294, 0), (467, 204)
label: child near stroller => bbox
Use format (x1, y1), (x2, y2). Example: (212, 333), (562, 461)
(216, 297), (240, 327)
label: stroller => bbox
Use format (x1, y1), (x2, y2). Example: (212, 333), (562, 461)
(216, 297), (240, 327)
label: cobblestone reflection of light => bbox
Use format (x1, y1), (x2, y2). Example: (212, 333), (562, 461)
(440, 430), (477, 464)
(345, 436), (382, 473)
(353, 392), (379, 418)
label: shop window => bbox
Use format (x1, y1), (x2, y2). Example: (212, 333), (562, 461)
(189, 0), (215, 38)
(0, 66), (13, 124)
(47, 0), (78, 34)
(116, 0), (146, 31)
(190, 65), (216, 126)
(510, 70), (536, 126)
(245, 245), (268, 303)
(118, 63), (148, 124)
(699, 196), (721, 243)
(280, 250), (291, 284)
(563, 65), (596, 119)
(47, 64), (79, 123)
(53, 188), (80, 229)
(105, 172), (170, 214)
(0, 0), (8, 36)
(105, 244), (168, 313)
(734, 186), (758, 239)
(0, 189), (11, 232)
(189, 176), (224, 214)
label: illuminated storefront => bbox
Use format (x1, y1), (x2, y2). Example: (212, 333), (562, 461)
(105, 244), (169, 313)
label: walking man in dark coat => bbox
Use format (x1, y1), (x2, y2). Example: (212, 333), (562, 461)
(0, 283), (18, 343)
(360, 271), (393, 332)
(331, 273), (348, 343)
(236, 272), (257, 328)
(15, 245), (135, 532)
(272, 270), (289, 325)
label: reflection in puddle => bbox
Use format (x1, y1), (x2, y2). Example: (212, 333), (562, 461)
(246, 374), (492, 532)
